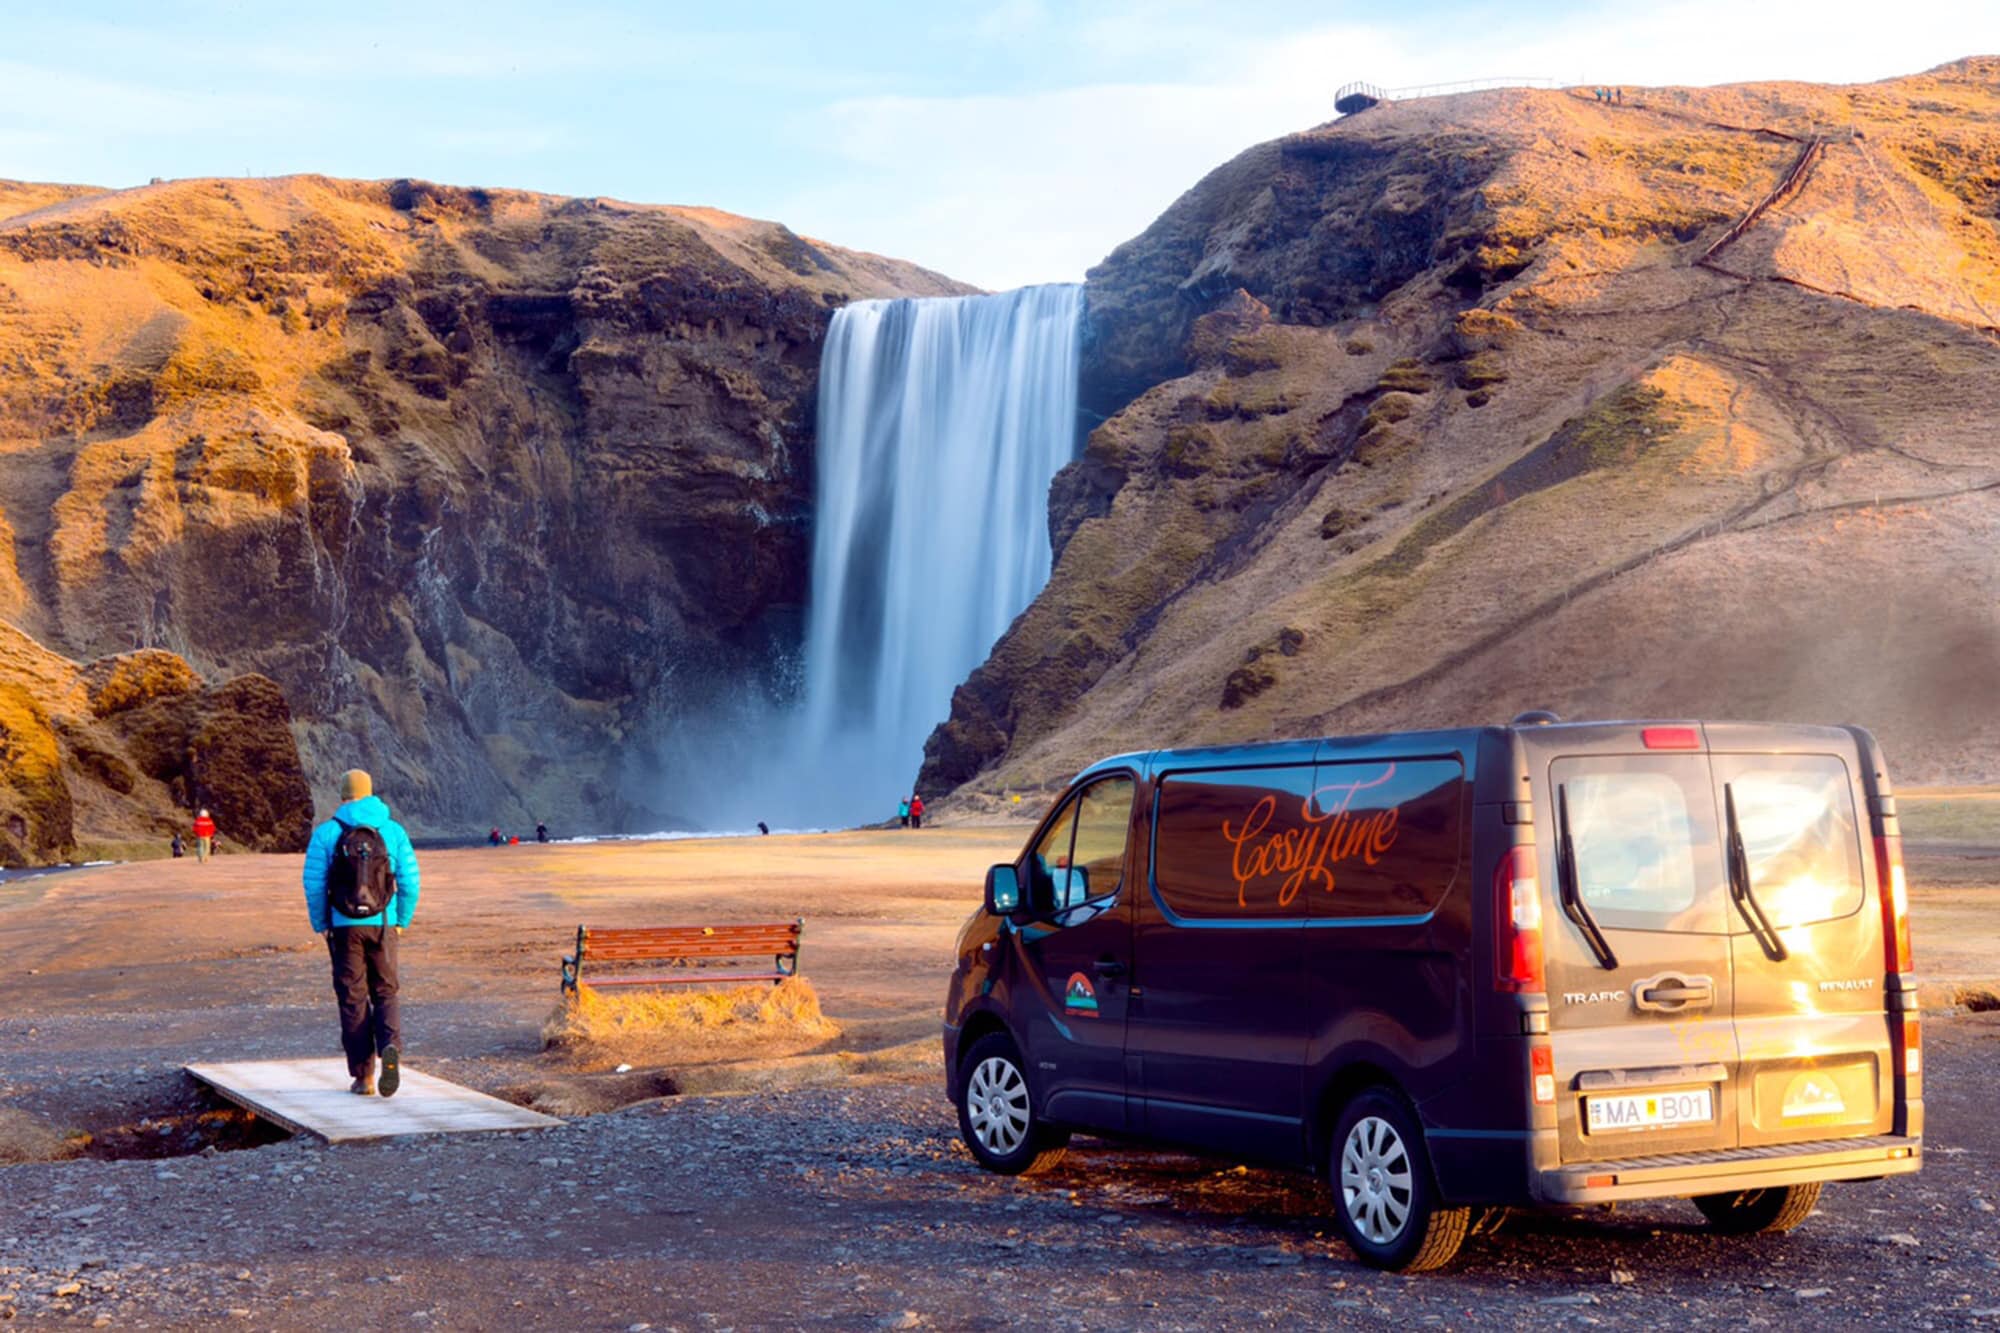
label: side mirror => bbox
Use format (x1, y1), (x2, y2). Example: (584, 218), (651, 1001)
(984, 863), (1022, 917)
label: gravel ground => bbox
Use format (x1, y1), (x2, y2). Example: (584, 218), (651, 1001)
(1, 1013), (1996, 1330)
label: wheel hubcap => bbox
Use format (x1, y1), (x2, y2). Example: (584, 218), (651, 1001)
(1340, 1115), (1414, 1245)
(966, 1056), (1031, 1155)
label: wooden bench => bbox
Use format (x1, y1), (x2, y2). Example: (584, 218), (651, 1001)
(560, 920), (804, 995)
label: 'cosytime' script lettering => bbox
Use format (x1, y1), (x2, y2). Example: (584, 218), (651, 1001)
(1221, 765), (1402, 908)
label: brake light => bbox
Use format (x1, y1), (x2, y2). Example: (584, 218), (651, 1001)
(1530, 1045), (1556, 1105)
(1642, 726), (1700, 750)
(1875, 834), (1912, 974)
(1901, 1014), (1922, 1079)
(1493, 844), (1544, 993)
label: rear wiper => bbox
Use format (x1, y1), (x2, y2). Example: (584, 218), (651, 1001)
(1556, 784), (1619, 971)
(1724, 783), (1788, 961)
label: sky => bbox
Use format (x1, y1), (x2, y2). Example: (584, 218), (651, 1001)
(3, 1), (1996, 290)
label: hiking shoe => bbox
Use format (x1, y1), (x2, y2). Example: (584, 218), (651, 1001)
(378, 1045), (401, 1099)
(349, 1075), (375, 1096)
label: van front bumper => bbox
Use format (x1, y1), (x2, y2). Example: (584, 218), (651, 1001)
(1533, 1133), (1921, 1205)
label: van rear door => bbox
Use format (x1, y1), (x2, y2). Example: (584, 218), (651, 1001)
(1708, 727), (1893, 1146)
(1538, 733), (1741, 1163)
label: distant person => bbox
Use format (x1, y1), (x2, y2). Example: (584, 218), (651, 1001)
(757, 821), (770, 836)
(302, 769), (421, 1098)
(170, 831), (185, 859)
(1616, 88), (1624, 104)
(535, 822), (549, 844)
(488, 827), (503, 846)
(897, 797), (910, 828)
(910, 794), (925, 830)
(192, 809), (216, 863)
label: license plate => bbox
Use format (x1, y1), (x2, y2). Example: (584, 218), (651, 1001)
(1586, 1088), (1714, 1133)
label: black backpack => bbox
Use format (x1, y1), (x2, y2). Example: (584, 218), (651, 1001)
(328, 819), (394, 919)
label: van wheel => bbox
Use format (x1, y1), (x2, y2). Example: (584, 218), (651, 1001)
(1329, 1089), (1470, 1272)
(956, 1033), (1069, 1176)
(1693, 1181), (1822, 1235)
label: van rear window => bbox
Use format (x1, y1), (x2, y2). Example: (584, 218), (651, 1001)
(1151, 758), (1464, 922)
(1564, 773), (1700, 914)
(1721, 755), (1864, 928)
(1552, 756), (1726, 934)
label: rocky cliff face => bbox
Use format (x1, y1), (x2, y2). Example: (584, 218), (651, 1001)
(0, 176), (965, 839)
(924, 58), (2000, 805)
(0, 625), (311, 864)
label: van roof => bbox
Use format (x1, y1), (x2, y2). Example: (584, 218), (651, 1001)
(1072, 720), (1871, 787)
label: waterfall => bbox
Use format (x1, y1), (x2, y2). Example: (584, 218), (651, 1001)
(795, 284), (1082, 825)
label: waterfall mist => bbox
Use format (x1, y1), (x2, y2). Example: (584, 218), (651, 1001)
(663, 284), (1082, 831)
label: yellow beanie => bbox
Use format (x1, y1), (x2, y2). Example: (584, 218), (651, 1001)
(340, 769), (373, 801)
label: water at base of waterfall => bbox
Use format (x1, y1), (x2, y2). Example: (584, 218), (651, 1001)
(665, 284), (1082, 830)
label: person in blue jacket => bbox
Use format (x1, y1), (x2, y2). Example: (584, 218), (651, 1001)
(302, 769), (421, 1097)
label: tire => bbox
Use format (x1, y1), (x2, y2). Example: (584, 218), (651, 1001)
(955, 1032), (1070, 1176)
(1693, 1181), (1822, 1235)
(1328, 1088), (1471, 1272)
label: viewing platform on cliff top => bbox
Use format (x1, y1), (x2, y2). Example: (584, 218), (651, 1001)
(1337, 75), (1563, 116)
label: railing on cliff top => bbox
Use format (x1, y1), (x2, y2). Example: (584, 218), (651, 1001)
(1336, 76), (1563, 115)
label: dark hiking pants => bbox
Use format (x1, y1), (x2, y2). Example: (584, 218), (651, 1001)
(327, 925), (401, 1076)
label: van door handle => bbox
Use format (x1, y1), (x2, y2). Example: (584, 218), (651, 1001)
(1092, 958), (1126, 979)
(1634, 975), (1714, 1012)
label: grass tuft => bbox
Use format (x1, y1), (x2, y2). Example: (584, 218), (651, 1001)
(543, 976), (840, 1071)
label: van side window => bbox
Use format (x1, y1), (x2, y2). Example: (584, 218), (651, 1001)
(1311, 758), (1464, 920)
(1153, 759), (1464, 922)
(1153, 765), (1321, 919)
(1724, 755), (1864, 928)
(1026, 800), (1080, 916)
(1068, 777), (1135, 907)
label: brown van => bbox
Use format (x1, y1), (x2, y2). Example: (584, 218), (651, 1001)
(942, 719), (1921, 1270)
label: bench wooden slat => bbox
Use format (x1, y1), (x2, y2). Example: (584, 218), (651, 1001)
(584, 932), (792, 956)
(586, 932), (798, 946)
(561, 919), (804, 994)
(585, 971), (789, 987)
(587, 923), (800, 933)
(584, 928), (800, 940)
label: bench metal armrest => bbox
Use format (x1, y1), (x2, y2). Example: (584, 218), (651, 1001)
(560, 925), (588, 994)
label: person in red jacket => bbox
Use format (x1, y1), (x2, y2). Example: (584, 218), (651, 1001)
(192, 809), (217, 864)
(909, 794), (926, 830)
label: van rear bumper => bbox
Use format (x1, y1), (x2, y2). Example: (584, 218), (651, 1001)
(1533, 1134), (1921, 1205)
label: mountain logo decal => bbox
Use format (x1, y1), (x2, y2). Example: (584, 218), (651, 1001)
(1780, 1071), (1846, 1120)
(1064, 972), (1099, 1015)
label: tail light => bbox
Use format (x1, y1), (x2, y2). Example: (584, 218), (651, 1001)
(1875, 834), (1912, 974)
(1493, 844), (1544, 993)
(1530, 1044), (1556, 1105)
(1900, 1014), (1922, 1079)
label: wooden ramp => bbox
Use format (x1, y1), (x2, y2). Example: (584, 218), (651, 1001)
(185, 1059), (561, 1143)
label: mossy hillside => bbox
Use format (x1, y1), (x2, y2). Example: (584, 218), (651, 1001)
(1369, 378), (1687, 580)
(926, 67), (2000, 802)
(0, 682), (74, 863)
